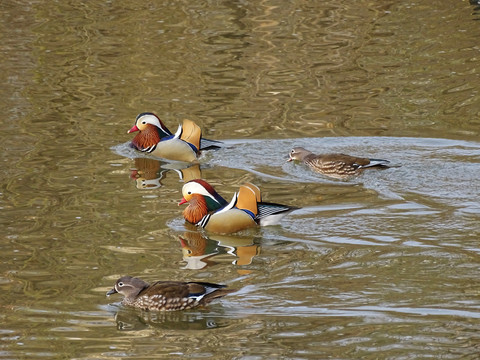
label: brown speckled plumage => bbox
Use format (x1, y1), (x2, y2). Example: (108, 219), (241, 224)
(106, 276), (235, 311)
(288, 147), (390, 179)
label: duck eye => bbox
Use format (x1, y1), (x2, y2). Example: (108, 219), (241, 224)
(187, 191), (192, 195)
(291, 149), (295, 154)
(118, 282), (124, 287)
(142, 121), (146, 124)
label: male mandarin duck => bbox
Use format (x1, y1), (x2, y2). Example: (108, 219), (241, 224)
(179, 179), (297, 234)
(128, 112), (222, 162)
(106, 276), (235, 311)
(288, 146), (390, 179)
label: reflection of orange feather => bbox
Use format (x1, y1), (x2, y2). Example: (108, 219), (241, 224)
(133, 158), (161, 179)
(179, 232), (207, 256)
(183, 194), (209, 224)
(236, 245), (260, 266)
(132, 124), (161, 150)
(179, 164), (201, 182)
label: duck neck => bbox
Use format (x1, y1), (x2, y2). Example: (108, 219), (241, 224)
(184, 195), (210, 224)
(131, 124), (162, 149)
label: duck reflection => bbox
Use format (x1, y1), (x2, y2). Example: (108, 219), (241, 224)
(130, 158), (201, 189)
(179, 231), (260, 272)
(111, 305), (224, 331)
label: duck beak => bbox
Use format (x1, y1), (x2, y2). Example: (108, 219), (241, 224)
(106, 288), (117, 296)
(286, 156), (293, 162)
(178, 197), (188, 206)
(179, 236), (187, 247)
(127, 125), (140, 134)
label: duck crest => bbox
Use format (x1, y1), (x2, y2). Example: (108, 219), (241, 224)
(135, 112), (172, 138)
(190, 179), (228, 207)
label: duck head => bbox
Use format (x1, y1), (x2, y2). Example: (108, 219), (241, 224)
(106, 276), (149, 300)
(287, 147), (312, 162)
(179, 179), (228, 224)
(128, 112), (172, 138)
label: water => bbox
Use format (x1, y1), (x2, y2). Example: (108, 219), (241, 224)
(1, 0), (480, 358)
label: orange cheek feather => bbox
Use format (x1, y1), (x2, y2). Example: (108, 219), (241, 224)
(182, 195), (209, 224)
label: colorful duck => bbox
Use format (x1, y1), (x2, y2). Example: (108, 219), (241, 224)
(288, 146), (390, 179)
(106, 276), (235, 311)
(179, 179), (297, 234)
(128, 112), (222, 162)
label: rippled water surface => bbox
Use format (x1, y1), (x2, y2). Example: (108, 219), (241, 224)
(1, 0), (480, 358)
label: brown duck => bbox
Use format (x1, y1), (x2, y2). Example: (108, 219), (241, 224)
(106, 276), (235, 311)
(288, 146), (390, 179)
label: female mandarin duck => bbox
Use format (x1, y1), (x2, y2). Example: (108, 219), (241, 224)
(288, 147), (390, 179)
(128, 112), (222, 162)
(179, 179), (297, 234)
(106, 276), (235, 311)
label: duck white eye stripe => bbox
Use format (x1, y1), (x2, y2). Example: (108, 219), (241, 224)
(138, 114), (161, 128)
(183, 182), (221, 203)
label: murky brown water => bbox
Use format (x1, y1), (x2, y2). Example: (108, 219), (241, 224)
(1, 0), (480, 358)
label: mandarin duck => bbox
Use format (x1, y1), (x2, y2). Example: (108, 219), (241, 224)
(288, 146), (390, 179)
(128, 112), (222, 162)
(179, 179), (297, 234)
(106, 276), (235, 311)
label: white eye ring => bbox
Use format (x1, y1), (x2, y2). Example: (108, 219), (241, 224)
(118, 282), (124, 287)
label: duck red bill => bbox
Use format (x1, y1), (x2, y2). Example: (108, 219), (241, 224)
(178, 197), (187, 205)
(127, 125), (139, 134)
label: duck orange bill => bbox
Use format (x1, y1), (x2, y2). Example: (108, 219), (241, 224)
(178, 197), (188, 205)
(127, 125), (140, 134)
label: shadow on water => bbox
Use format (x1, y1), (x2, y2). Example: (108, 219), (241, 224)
(104, 303), (229, 331)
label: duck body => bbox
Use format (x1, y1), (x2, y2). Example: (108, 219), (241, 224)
(128, 112), (222, 162)
(179, 179), (296, 234)
(288, 146), (390, 179)
(106, 276), (234, 311)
